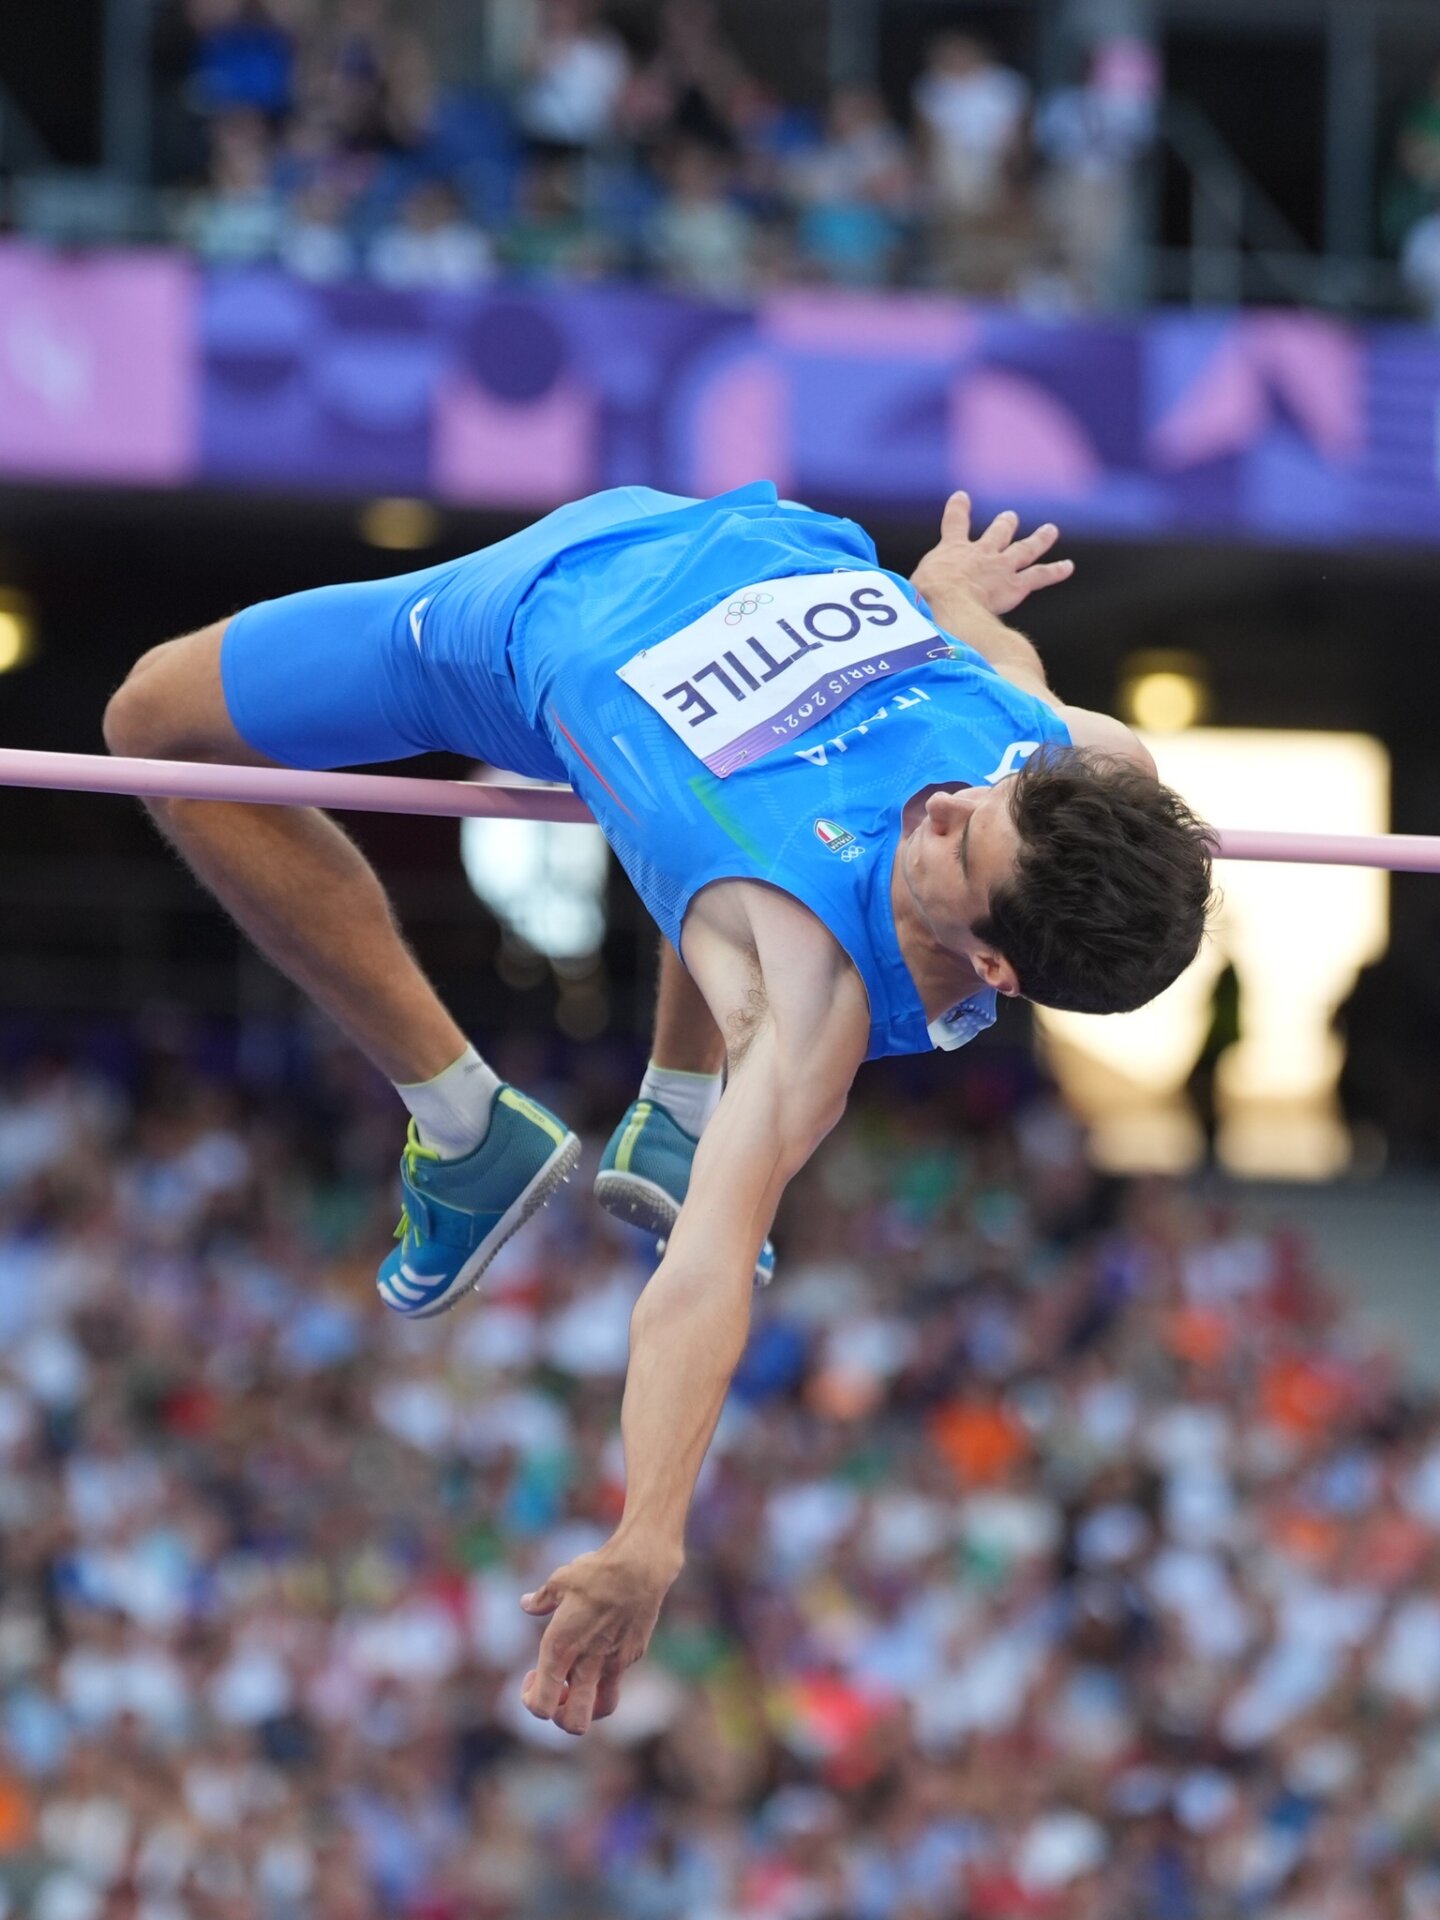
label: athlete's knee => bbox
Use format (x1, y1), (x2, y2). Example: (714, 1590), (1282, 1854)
(104, 622), (232, 761)
(104, 656), (180, 759)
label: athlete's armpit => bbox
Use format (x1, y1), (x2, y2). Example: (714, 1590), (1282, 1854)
(681, 878), (871, 1094)
(722, 964), (769, 1069)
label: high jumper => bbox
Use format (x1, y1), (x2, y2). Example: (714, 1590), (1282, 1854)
(96, 480), (1213, 1736)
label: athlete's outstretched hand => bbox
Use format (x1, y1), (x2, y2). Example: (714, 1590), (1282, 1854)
(912, 490), (1074, 619)
(519, 1544), (672, 1737)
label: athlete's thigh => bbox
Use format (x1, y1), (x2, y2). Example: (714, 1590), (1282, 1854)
(118, 559), (558, 778)
(216, 573), (444, 771)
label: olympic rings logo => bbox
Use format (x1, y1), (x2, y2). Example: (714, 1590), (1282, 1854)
(723, 591), (774, 626)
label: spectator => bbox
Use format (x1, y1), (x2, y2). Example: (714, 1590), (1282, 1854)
(278, 176), (357, 282)
(912, 32), (1030, 222)
(791, 86), (916, 286)
(1401, 206), (1440, 323)
(912, 32), (1034, 295)
(621, 0), (753, 155)
(515, 0), (631, 158)
(1384, 59), (1440, 253)
(280, 1), (439, 224)
(185, 0), (296, 122)
(368, 181), (494, 288)
(505, 151), (617, 278)
(300, 1), (437, 161)
(181, 107), (284, 261)
(1035, 37), (1158, 307)
(648, 140), (757, 298)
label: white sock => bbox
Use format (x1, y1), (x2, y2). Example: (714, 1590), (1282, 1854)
(639, 1061), (723, 1140)
(395, 1045), (500, 1160)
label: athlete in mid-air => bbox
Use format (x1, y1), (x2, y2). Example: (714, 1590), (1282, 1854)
(104, 483), (1215, 1738)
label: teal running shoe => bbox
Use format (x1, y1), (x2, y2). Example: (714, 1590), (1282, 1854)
(594, 1099), (776, 1287)
(377, 1088), (580, 1319)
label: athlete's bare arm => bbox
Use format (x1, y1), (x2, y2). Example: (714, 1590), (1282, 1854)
(518, 883), (869, 1736)
(912, 491), (1156, 776)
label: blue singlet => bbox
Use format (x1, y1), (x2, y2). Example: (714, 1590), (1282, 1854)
(221, 482), (1072, 1062)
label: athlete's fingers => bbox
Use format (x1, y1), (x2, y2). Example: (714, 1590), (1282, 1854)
(1018, 559), (1076, 595)
(555, 1656), (605, 1737)
(592, 1666), (625, 1722)
(521, 1666), (564, 1718)
(1008, 522), (1060, 569)
(979, 509), (1020, 553)
(940, 489), (973, 542)
(521, 1623), (575, 1720)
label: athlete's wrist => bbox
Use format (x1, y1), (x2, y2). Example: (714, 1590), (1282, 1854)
(912, 565), (987, 622)
(914, 559), (1028, 629)
(605, 1519), (686, 1591)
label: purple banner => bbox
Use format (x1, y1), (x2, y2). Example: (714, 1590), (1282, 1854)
(180, 277), (1440, 546)
(0, 246), (196, 483)
(4, 241), (1440, 549)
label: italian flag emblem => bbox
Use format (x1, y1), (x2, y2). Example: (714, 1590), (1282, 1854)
(815, 818), (856, 852)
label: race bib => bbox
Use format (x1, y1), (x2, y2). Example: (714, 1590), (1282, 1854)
(617, 571), (949, 778)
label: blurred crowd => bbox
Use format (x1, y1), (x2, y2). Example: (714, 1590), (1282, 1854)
(1390, 61), (1440, 325)
(4, 1023), (1440, 1920)
(155, 0), (1159, 309)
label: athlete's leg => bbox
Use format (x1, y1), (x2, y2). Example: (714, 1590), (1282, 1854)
(632, 939), (725, 1136)
(107, 611), (580, 1319)
(103, 622), (466, 1084)
(649, 938), (725, 1078)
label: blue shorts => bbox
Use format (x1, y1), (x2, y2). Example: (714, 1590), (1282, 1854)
(219, 487), (711, 780)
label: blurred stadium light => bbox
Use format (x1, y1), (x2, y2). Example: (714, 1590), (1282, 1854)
(1039, 729), (1390, 1180)
(0, 592), (36, 673)
(1120, 649), (1211, 733)
(461, 771), (610, 963)
(358, 498), (443, 551)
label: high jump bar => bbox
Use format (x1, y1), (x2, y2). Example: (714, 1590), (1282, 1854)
(1, 748), (1438, 873)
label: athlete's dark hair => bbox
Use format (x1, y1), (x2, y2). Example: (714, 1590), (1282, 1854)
(972, 746), (1217, 1014)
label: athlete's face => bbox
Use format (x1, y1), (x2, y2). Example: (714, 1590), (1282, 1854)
(901, 783), (1024, 994)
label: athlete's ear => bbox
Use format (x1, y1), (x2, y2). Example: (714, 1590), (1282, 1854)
(972, 946), (1022, 998)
